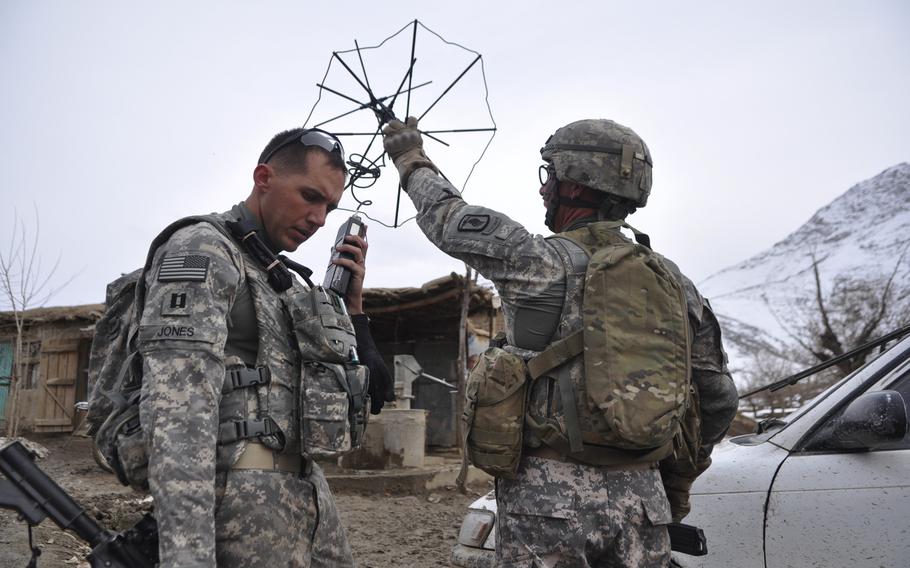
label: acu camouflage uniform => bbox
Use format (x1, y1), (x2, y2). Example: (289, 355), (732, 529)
(403, 168), (737, 567)
(138, 203), (354, 568)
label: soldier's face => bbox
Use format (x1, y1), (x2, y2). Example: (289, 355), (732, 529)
(539, 169), (560, 231)
(258, 151), (346, 252)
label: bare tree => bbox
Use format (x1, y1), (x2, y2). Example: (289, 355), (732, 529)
(771, 244), (907, 359)
(749, 244), (910, 418)
(795, 247), (910, 375)
(0, 207), (74, 437)
(739, 346), (841, 420)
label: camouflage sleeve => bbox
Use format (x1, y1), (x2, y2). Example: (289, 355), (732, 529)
(137, 223), (242, 568)
(682, 278), (739, 446)
(405, 168), (564, 301)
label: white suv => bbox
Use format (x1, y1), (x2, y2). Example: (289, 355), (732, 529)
(453, 334), (910, 567)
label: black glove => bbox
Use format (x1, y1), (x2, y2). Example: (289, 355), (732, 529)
(351, 314), (395, 414)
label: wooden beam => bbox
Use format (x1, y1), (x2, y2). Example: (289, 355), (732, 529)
(367, 288), (462, 314)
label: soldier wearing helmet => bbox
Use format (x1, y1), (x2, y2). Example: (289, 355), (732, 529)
(540, 119), (652, 230)
(384, 117), (737, 567)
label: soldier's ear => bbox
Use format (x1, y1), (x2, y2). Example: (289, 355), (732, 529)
(561, 181), (586, 199)
(253, 164), (273, 192)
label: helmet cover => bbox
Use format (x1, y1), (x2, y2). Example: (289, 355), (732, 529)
(540, 119), (653, 207)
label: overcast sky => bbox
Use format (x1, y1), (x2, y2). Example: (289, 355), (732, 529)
(1, 0), (908, 308)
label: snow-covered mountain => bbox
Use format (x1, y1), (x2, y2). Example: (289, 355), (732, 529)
(698, 163), (910, 381)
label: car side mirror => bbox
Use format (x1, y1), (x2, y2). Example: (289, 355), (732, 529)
(818, 390), (908, 451)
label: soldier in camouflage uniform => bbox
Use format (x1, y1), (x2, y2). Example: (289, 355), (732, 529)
(383, 117), (738, 567)
(138, 128), (392, 567)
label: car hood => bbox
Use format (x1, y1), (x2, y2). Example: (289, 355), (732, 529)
(690, 436), (790, 495)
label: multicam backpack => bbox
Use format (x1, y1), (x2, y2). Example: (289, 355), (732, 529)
(554, 221), (691, 452)
(460, 221), (691, 480)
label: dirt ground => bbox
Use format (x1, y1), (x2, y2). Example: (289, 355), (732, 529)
(0, 436), (491, 568)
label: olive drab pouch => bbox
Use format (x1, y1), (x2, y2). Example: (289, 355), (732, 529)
(459, 347), (529, 480)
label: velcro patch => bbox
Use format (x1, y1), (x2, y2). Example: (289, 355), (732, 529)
(158, 254), (210, 282)
(458, 214), (490, 232)
(161, 290), (194, 316)
(138, 324), (217, 344)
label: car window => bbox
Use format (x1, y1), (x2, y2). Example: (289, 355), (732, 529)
(798, 359), (910, 453)
(875, 365), (910, 451)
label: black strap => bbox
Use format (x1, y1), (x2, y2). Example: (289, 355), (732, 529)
(279, 255), (315, 288)
(27, 524), (41, 568)
(225, 218), (313, 292)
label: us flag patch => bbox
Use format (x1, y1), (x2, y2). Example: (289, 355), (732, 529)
(157, 254), (210, 282)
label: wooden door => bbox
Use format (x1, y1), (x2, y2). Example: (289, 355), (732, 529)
(35, 338), (80, 433)
(0, 341), (11, 424)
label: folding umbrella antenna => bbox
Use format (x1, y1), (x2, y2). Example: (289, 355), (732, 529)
(303, 20), (497, 229)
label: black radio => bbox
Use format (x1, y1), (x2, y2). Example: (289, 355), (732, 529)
(323, 214), (366, 297)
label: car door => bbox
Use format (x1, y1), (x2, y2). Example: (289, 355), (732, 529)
(764, 357), (910, 568)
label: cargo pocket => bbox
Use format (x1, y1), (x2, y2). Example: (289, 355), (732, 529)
(641, 490), (673, 527)
(499, 496), (582, 564)
(289, 286), (357, 363)
(301, 362), (352, 456)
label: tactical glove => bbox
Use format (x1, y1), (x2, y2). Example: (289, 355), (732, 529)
(662, 473), (694, 522)
(382, 116), (439, 188)
(351, 314), (396, 414)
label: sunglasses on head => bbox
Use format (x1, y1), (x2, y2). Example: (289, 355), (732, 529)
(261, 128), (345, 165)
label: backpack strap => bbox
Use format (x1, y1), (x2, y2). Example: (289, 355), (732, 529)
(523, 237), (591, 455)
(621, 221), (651, 249)
(526, 331), (583, 380)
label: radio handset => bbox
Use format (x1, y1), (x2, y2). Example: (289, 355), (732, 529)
(323, 214), (367, 298)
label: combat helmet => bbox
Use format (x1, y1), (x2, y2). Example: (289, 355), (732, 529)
(540, 119), (653, 207)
